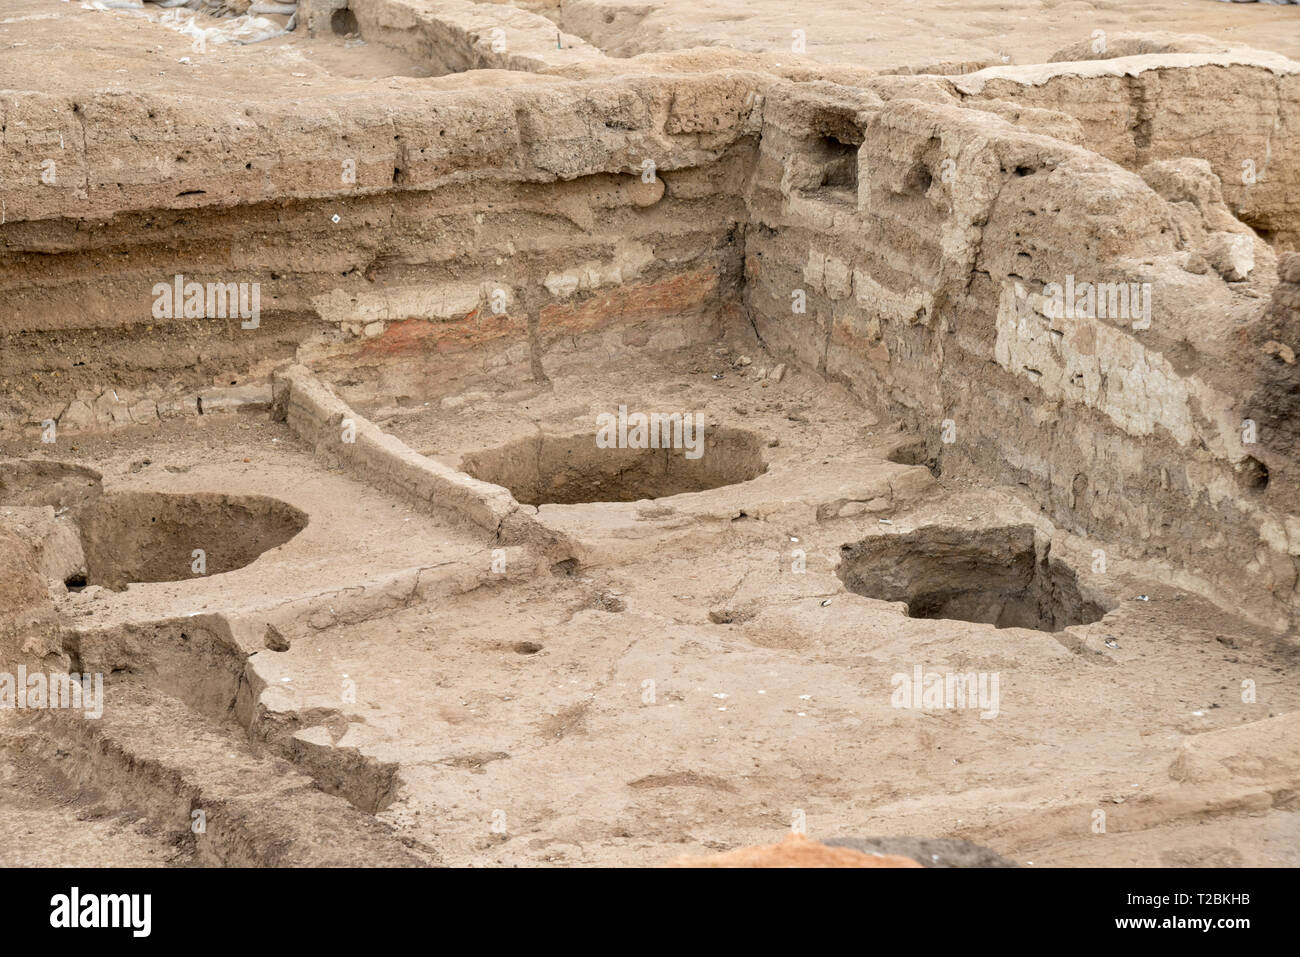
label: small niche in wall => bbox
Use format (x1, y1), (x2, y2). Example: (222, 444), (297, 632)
(819, 134), (859, 188)
(810, 132), (861, 205)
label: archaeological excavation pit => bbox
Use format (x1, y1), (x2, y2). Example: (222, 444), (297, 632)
(837, 525), (1112, 633)
(460, 428), (768, 506)
(2, 0), (1300, 883)
(76, 491), (308, 591)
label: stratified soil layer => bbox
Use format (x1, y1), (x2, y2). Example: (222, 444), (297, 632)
(1, 0), (1299, 868)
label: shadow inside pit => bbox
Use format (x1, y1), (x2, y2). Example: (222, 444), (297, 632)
(837, 523), (1111, 633)
(461, 427), (768, 506)
(78, 491), (308, 591)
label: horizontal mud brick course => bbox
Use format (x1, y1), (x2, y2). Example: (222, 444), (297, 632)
(0, 73), (759, 223)
(0, 77), (757, 430)
(538, 267), (731, 346)
(342, 311), (525, 360)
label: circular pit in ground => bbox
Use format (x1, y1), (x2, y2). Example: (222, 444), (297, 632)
(77, 491), (308, 591)
(460, 427), (768, 506)
(837, 524), (1112, 633)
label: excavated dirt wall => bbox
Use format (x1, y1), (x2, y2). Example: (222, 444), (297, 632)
(742, 64), (1300, 631)
(4, 43), (1299, 637)
(952, 56), (1300, 248)
(4, 1), (1300, 870)
(0, 72), (758, 426)
(5, 52), (1299, 632)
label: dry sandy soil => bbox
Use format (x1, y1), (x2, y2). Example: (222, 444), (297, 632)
(2, 0), (1299, 868)
(536, 0), (1300, 68)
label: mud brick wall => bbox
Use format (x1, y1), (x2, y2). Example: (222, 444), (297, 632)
(0, 73), (760, 427)
(952, 55), (1300, 249)
(743, 73), (1300, 631)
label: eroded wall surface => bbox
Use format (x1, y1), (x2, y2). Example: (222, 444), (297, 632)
(0, 72), (759, 419)
(744, 57), (1300, 630)
(2, 41), (1298, 630)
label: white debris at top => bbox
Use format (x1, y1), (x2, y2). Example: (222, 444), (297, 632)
(83, 0), (298, 47)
